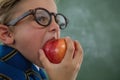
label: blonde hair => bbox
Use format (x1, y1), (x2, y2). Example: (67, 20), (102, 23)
(0, 0), (21, 25)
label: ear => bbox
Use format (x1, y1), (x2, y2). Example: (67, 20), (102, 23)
(0, 24), (14, 45)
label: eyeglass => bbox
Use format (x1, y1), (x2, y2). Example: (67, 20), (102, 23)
(6, 8), (68, 30)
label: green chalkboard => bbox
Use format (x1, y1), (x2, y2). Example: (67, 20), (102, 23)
(57, 0), (120, 80)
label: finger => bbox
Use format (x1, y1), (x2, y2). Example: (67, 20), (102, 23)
(39, 49), (51, 68)
(63, 37), (75, 61)
(73, 40), (83, 65)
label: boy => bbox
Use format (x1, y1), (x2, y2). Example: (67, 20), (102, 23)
(0, 0), (83, 80)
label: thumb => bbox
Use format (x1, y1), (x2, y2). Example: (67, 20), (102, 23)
(39, 49), (51, 68)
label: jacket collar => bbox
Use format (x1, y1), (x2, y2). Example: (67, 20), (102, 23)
(0, 45), (47, 80)
(0, 45), (33, 71)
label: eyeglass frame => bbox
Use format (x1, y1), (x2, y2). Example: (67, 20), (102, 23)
(5, 7), (68, 30)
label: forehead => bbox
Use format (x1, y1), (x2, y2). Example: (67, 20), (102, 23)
(14, 0), (57, 16)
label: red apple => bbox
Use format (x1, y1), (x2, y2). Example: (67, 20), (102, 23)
(43, 38), (67, 64)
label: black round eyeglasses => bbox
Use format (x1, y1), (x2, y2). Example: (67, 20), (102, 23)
(6, 8), (68, 30)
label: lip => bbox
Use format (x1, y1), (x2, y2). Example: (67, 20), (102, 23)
(42, 37), (56, 48)
(47, 37), (56, 42)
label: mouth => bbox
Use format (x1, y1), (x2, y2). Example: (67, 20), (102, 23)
(42, 37), (56, 48)
(47, 37), (56, 42)
(45, 37), (57, 45)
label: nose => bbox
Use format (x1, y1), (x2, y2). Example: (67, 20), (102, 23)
(48, 16), (60, 32)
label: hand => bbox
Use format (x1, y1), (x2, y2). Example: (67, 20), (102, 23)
(38, 37), (83, 80)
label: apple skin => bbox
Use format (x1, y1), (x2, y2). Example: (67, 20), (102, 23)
(43, 38), (67, 64)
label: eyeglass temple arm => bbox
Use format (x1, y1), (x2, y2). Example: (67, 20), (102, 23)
(7, 11), (32, 26)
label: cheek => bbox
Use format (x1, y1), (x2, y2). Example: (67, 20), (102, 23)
(15, 30), (45, 49)
(14, 28), (46, 60)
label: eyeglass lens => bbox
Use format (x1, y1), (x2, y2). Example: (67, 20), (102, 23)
(35, 9), (51, 26)
(35, 9), (67, 29)
(56, 14), (67, 29)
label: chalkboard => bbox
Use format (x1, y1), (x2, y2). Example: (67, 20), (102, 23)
(57, 0), (120, 80)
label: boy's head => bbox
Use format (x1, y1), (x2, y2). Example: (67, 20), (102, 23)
(0, 0), (68, 66)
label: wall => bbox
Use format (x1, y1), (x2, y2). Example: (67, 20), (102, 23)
(57, 0), (120, 80)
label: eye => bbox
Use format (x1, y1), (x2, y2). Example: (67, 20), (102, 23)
(35, 10), (50, 25)
(37, 16), (48, 24)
